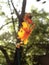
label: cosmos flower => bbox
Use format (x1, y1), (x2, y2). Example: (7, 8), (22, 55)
(17, 13), (35, 45)
(18, 21), (33, 44)
(22, 21), (29, 29)
(18, 28), (25, 41)
(24, 13), (33, 24)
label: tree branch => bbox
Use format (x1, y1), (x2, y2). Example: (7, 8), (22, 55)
(0, 45), (12, 65)
(11, 0), (20, 18)
(21, 0), (27, 18)
(0, 21), (12, 30)
(11, 16), (17, 38)
(17, 0), (27, 27)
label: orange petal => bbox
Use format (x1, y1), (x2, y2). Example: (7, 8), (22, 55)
(24, 39), (28, 45)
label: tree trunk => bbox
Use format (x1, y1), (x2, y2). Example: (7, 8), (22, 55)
(13, 46), (23, 65)
(13, 17), (24, 65)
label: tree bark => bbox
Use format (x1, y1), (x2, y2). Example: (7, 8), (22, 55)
(13, 46), (23, 65)
(0, 46), (12, 65)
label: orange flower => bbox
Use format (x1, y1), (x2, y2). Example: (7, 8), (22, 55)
(18, 28), (25, 41)
(22, 28), (31, 39)
(18, 27), (32, 44)
(17, 20), (35, 45)
(27, 18), (33, 24)
(22, 21), (29, 29)
(24, 17), (33, 24)
(24, 13), (33, 24)
(21, 28), (31, 44)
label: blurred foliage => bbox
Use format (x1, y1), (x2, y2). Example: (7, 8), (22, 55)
(23, 9), (49, 65)
(0, 1), (49, 65)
